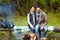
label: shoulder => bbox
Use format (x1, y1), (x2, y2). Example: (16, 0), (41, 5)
(42, 12), (46, 15)
(41, 12), (46, 16)
(27, 13), (30, 15)
(27, 12), (31, 17)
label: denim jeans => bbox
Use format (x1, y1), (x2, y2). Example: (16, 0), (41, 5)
(29, 24), (40, 35)
(29, 24), (48, 40)
(41, 26), (48, 38)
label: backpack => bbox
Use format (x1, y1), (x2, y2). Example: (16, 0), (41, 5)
(5, 19), (14, 29)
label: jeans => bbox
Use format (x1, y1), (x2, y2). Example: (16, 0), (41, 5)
(29, 25), (48, 40)
(41, 26), (48, 38)
(29, 24), (40, 40)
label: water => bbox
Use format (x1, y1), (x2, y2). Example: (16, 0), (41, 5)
(13, 26), (30, 40)
(13, 26), (55, 40)
(0, 1), (17, 18)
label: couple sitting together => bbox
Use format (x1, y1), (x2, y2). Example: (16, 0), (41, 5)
(27, 6), (48, 40)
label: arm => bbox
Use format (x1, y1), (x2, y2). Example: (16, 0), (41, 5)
(27, 13), (34, 29)
(42, 12), (48, 27)
(40, 12), (48, 30)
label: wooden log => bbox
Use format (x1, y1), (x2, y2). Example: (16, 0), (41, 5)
(54, 28), (60, 33)
(0, 28), (12, 40)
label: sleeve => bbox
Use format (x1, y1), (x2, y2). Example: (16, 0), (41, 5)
(27, 13), (34, 28)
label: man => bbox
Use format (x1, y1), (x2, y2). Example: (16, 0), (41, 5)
(36, 7), (48, 39)
(27, 6), (40, 40)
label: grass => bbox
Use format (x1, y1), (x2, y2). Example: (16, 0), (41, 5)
(11, 12), (60, 27)
(47, 12), (60, 27)
(11, 16), (28, 26)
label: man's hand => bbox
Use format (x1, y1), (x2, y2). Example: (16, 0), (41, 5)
(40, 27), (44, 30)
(40, 24), (44, 30)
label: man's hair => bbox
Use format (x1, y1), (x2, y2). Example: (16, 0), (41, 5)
(36, 6), (41, 9)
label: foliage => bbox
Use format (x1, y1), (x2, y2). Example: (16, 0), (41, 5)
(0, 0), (60, 26)
(0, 0), (60, 16)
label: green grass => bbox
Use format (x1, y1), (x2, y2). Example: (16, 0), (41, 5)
(11, 16), (28, 26)
(11, 12), (60, 27)
(47, 12), (60, 27)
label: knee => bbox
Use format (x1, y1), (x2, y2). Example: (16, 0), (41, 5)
(35, 26), (39, 32)
(44, 26), (48, 32)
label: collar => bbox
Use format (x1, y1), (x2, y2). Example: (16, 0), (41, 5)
(36, 12), (41, 16)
